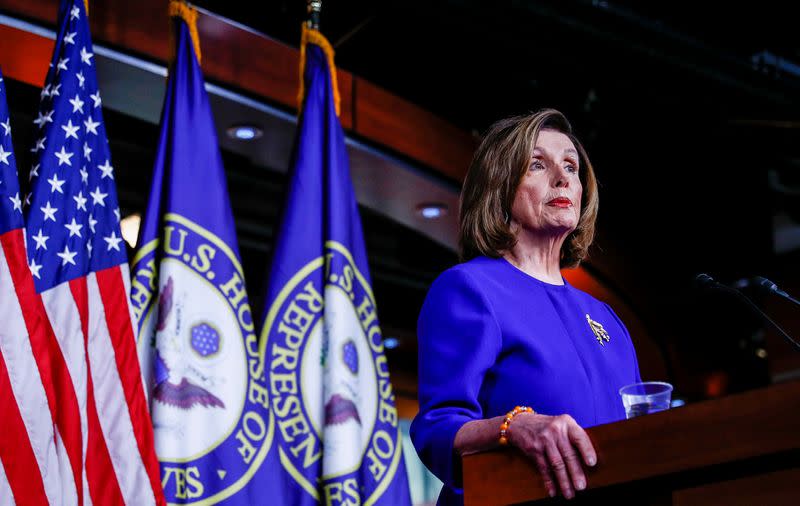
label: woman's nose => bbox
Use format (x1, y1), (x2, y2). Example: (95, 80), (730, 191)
(554, 167), (570, 188)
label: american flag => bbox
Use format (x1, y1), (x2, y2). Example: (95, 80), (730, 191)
(23, 0), (164, 504)
(0, 67), (69, 505)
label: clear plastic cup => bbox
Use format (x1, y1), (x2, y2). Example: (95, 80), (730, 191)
(619, 381), (673, 419)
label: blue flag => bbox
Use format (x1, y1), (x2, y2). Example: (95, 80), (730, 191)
(131, 8), (278, 504)
(259, 27), (412, 505)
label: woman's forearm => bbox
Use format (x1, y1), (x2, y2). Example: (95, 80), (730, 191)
(453, 415), (506, 457)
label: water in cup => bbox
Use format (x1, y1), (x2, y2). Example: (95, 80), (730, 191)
(626, 400), (670, 417)
(619, 381), (673, 419)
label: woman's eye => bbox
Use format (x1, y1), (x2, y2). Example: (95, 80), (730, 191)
(566, 164), (578, 173)
(530, 160), (544, 171)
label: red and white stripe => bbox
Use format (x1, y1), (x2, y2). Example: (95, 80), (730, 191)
(39, 265), (164, 505)
(0, 458), (16, 506)
(89, 268), (162, 504)
(0, 228), (73, 506)
(41, 284), (87, 505)
(1, 226), (164, 505)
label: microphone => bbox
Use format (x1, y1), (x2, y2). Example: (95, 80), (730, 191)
(694, 273), (800, 352)
(750, 276), (800, 307)
(695, 273), (723, 290)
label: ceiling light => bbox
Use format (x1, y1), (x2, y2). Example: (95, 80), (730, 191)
(416, 203), (448, 219)
(226, 124), (263, 141)
(120, 213), (141, 248)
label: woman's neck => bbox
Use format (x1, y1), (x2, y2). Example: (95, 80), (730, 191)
(503, 229), (567, 285)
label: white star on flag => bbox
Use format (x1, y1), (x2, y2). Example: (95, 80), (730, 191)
(32, 229), (49, 250)
(30, 136), (46, 153)
(73, 191), (88, 211)
(29, 259), (43, 279)
(47, 173), (66, 193)
(57, 57), (69, 73)
(40, 201), (58, 221)
(86, 240), (93, 256)
(90, 186), (108, 206)
(0, 145), (11, 165)
(83, 142), (92, 160)
(64, 31), (77, 45)
(31, 137), (47, 153)
(76, 71), (85, 88)
(90, 92), (101, 108)
(56, 245), (77, 266)
(1, 118), (10, 136)
(80, 167), (89, 184)
(69, 94), (85, 114)
(104, 231), (123, 251)
(64, 217), (83, 238)
(50, 83), (61, 97)
(88, 215), (98, 234)
(84, 117), (99, 135)
(30, 163), (40, 180)
(62, 119), (80, 139)
(70, 5), (80, 19)
(98, 160), (114, 179)
(55, 146), (74, 166)
(40, 84), (51, 99)
(9, 192), (22, 212)
(80, 46), (93, 65)
(33, 110), (53, 127)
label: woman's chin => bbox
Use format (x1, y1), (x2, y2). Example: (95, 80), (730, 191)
(539, 221), (577, 236)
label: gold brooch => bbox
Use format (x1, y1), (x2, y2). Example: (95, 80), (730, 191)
(586, 314), (611, 346)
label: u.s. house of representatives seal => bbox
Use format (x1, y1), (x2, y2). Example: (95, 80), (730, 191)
(131, 213), (273, 505)
(259, 241), (403, 506)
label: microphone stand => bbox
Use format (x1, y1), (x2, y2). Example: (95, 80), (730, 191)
(709, 281), (800, 352)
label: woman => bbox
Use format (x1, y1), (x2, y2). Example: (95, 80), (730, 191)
(411, 109), (641, 504)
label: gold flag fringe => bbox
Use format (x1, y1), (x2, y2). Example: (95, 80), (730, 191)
(297, 23), (341, 117)
(168, 1), (202, 66)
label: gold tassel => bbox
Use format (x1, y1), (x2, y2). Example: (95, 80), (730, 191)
(297, 23), (341, 117)
(83, 0), (89, 16)
(168, 0), (202, 65)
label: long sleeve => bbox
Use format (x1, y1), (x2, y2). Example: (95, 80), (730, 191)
(410, 268), (502, 489)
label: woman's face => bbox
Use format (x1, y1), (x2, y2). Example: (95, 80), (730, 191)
(510, 129), (583, 236)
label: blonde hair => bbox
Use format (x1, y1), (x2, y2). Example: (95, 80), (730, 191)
(459, 109), (599, 268)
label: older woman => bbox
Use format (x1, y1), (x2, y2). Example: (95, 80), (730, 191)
(411, 109), (641, 504)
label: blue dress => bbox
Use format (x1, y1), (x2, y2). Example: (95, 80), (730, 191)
(410, 256), (641, 506)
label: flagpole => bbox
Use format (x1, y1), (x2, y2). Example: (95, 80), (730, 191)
(307, 0), (322, 29)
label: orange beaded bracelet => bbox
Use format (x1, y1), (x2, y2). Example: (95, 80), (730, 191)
(498, 406), (534, 445)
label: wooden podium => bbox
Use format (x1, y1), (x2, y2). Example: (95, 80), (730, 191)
(462, 380), (800, 505)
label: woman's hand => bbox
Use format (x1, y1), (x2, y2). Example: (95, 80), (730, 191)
(508, 413), (597, 499)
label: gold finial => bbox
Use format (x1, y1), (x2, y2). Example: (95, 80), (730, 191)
(307, 1), (322, 30)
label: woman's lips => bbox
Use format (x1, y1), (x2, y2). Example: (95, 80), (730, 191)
(547, 197), (572, 207)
